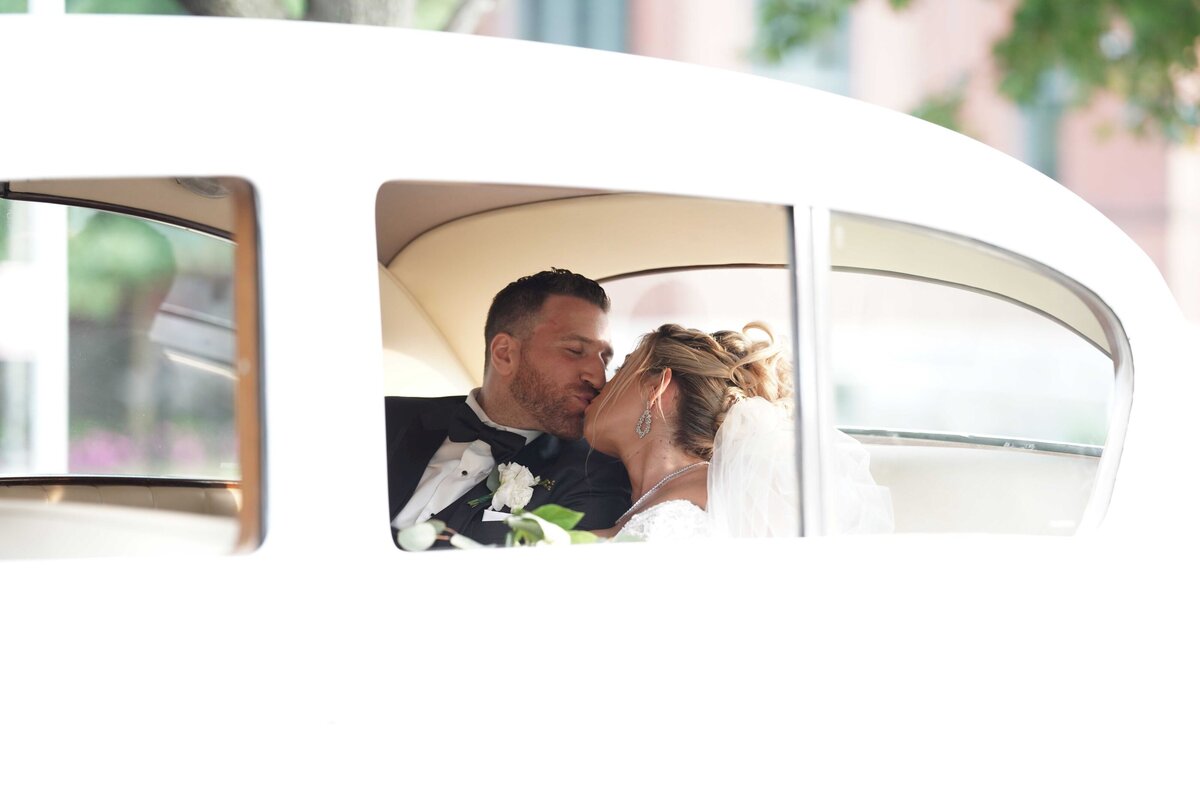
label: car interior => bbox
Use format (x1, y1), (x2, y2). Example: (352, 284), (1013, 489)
(0, 176), (1125, 556)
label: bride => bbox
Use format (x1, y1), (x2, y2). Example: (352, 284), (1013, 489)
(584, 322), (892, 540)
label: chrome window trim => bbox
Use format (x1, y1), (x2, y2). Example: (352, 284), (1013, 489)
(793, 207), (831, 537)
(842, 428), (1103, 459)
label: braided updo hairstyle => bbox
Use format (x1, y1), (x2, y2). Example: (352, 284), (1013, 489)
(599, 321), (791, 460)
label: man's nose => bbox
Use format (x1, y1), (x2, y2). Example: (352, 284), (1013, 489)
(582, 353), (606, 388)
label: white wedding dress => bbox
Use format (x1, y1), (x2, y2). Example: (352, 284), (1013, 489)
(612, 499), (710, 542)
(610, 398), (894, 541)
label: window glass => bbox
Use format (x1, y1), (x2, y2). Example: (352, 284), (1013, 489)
(377, 181), (799, 548)
(1, 202), (236, 479)
(0, 177), (259, 558)
(829, 213), (1118, 535)
(603, 267), (791, 378)
(832, 271), (1111, 446)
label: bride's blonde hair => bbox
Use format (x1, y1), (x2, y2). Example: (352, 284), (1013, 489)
(595, 321), (791, 460)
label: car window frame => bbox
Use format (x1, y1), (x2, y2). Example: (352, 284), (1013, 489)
(0, 177), (264, 553)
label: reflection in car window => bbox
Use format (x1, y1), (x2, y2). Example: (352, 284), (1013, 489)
(832, 270), (1112, 446)
(602, 266), (791, 374)
(0, 200), (237, 480)
(829, 213), (1119, 535)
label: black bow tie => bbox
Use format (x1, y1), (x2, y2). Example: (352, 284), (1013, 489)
(447, 403), (527, 463)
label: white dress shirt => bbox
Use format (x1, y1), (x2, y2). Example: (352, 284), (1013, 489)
(391, 390), (540, 530)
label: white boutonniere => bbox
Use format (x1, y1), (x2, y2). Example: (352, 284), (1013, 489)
(467, 462), (555, 511)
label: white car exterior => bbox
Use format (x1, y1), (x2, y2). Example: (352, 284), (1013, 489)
(1, 15), (1198, 798)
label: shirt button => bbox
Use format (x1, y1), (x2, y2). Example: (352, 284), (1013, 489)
(461, 470), (468, 476)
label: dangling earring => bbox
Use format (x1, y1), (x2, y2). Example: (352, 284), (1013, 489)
(635, 401), (652, 439)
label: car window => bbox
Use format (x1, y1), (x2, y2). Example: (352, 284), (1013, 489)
(603, 266), (791, 379)
(0, 177), (261, 557)
(376, 181), (802, 546)
(828, 212), (1122, 535)
(832, 270), (1112, 445)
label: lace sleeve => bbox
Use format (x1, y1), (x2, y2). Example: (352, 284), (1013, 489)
(611, 500), (710, 542)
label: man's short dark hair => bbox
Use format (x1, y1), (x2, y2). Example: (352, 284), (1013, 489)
(484, 268), (610, 359)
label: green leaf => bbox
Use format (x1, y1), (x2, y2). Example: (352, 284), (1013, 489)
(531, 504), (584, 531)
(508, 516), (543, 537)
(567, 530), (601, 544)
(466, 492), (493, 508)
(486, 467), (501, 492)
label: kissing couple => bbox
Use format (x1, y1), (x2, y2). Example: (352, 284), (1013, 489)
(385, 267), (815, 548)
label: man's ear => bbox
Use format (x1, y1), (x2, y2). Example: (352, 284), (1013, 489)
(488, 333), (520, 377)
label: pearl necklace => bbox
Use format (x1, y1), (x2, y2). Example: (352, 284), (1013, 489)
(616, 461), (709, 527)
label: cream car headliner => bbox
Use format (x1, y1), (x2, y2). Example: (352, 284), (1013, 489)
(378, 187), (1114, 386)
(384, 191), (790, 384)
(5, 177), (236, 236)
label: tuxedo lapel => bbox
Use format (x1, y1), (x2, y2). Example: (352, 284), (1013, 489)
(387, 399), (457, 521)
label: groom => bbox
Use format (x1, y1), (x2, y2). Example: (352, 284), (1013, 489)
(385, 268), (631, 548)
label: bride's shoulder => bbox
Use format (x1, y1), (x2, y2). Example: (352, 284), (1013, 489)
(612, 499), (709, 543)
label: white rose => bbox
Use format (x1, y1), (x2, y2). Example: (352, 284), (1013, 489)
(490, 462), (538, 511)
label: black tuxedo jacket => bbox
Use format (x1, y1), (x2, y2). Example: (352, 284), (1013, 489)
(385, 395), (631, 548)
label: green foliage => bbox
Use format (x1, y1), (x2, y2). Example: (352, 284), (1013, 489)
(531, 503), (585, 531)
(756, 0), (909, 61)
(67, 0), (187, 12)
(567, 529), (601, 544)
(758, 0), (1200, 139)
(506, 514), (544, 546)
(68, 210), (176, 321)
(504, 503), (596, 546)
(995, 0), (1200, 139)
(414, 0), (461, 29)
(0, 0), (28, 12)
(909, 78), (968, 134)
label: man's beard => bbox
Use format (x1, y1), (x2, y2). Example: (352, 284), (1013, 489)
(511, 361), (587, 440)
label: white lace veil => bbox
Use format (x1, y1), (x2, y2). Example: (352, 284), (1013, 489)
(707, 397), (894, 536)
(707, 397), (798, 537)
